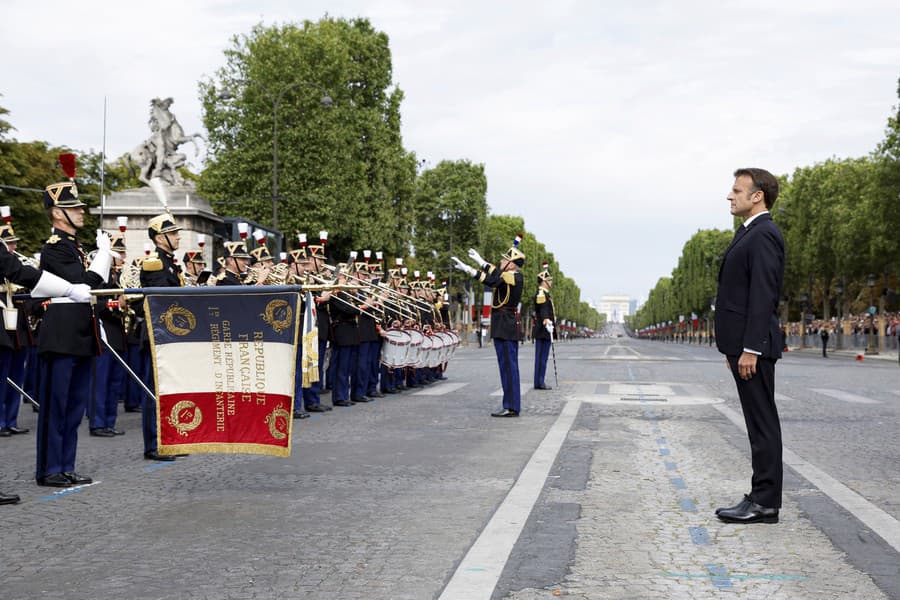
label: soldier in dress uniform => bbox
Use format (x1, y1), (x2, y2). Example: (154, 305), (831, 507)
(306, 232), (335, 405)
(0, 221), (30, 436)
(248, 244), (275, 285)
(329, 263), (359, 407)
(365, 254), (386, 398)
(434, 279), (451, 381)
(532, 262), (556, 390)
(453, 235), (525, 417)
(352, 252), (382, 402)
(36, 176), (114, 486)
(215, 241), (251, 286)
(0, 204), (93, 502)
(89, 235), (128, 436)
(139, 213), (184, 461)
(182, 250), (208, 285)
(287, 239), (328, 416)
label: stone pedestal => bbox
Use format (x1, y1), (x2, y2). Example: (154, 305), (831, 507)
(90, 185), (222, 265)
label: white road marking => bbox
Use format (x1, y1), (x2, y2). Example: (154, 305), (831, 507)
(775, 392), (798, 403)
(490, 384), (532, 397)
(811, 388), (881, 405)
(714, 404), (900, 554)
(412, 382), (469, 396)
(438, 399), (582, 600)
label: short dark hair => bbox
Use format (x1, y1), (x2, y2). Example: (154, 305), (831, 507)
(734, 168), (779, 209)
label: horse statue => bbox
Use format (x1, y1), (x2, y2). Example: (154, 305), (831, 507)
(125, 97), (204, 187)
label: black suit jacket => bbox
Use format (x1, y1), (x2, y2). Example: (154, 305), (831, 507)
(715, 213), (785, 359)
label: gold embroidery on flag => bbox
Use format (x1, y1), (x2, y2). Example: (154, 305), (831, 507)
(167, 400), (202, 436)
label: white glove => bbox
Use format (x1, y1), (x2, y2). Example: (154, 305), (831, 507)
(451, 256), (477, 277)
(467, 248), (486, 267)
(545, 321), (554, 335)
(88, 230), (112, 281)
(67, 283), (93, 303)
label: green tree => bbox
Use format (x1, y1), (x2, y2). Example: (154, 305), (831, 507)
(412, 159), (488, 287)
(199, 17), (417, 257)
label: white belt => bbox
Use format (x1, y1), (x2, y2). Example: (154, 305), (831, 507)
(48, 297), (90, 304)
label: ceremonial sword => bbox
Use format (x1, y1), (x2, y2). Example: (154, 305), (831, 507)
(6, 377), (38, 410)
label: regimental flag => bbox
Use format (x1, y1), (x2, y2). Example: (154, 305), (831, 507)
(300, 291), (320, 388)
(145, 289), (300, 457)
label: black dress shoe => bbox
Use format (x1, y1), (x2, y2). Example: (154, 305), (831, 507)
(491, 409), (520, 417)
(36, 473), (73, 487)
(322, 405), (333, 411)
(0, 428), (11, 437)
(306, 405), (327, 413)
(333, 401), (353, 407)
(715, 494), (752, 516)
(124, 406), (142, 413)
(293, 411), (311, 419)
(63, 472), (92, 485)
(368, 391), (384, 398)
(90, 428), (116, 437)
(351, 397), (370, 403)
(8, 426), (29, 434)
(144, 451), (176, 462)
(717, 500), (779, 524)
(0, 491), (20, 505)
(534, 384), (551, 390)
(383, 388), (399, 394)
(111, 428), (126, 436)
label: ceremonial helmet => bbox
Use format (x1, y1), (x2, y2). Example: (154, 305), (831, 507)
(111, 235), (127, 254)
(538, 261), (553, 284)
(501, 234), (525, 267)
(250, 245), (275, 264)
(43, 154), (85, 210)
(147, 213), (181, 238)
(223, 240), (251, 260)
(183, 250), (205, 265)
(307, 230), (327, 259)
(286, 249), (306, 265)
(0, 223), (19, 243)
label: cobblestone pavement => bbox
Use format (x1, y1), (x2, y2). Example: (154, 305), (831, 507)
(1, 332), (898, 599)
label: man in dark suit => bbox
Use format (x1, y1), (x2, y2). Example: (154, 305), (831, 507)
(714, 168), (785, 524)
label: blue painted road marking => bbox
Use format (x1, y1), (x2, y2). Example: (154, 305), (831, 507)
(688, 526), (711, 545)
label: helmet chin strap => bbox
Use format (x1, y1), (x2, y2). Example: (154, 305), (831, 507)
(162, 232), (177, 254)
(60, 208), (80, 233)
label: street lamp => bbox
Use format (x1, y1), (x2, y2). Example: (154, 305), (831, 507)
(866, 273), (878, 354)
(218, 80), (332, 232)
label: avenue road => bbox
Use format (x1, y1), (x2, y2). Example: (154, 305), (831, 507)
(1, 326), (898, 599)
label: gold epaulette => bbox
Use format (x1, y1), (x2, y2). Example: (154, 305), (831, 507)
(142, 252), (163, 272)
(536, 289), (546, 304)
(501, 271), (516, 285)
(46, 234), (60, 245)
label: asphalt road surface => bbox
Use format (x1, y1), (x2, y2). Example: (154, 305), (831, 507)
(2, 325), (899, 599)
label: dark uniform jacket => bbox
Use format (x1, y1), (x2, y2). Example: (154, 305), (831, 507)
(38, 228), (104, 357)
(479, 265), (523, 341)
(532, 288), (556, 341)
(358, 304), (380, 343)
(215, 270), (244, 286)
(140, 248), (183, 288)
(315, 292), (331, 342)
(330, 292), (360, 346)
(97, 272), (127, 353)
(714, 213), (785, 359)
(0, 244), (42, 351)
(138, 247), (183, 347)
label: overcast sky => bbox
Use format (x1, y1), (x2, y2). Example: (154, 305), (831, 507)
(3, 1), (899, 304)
